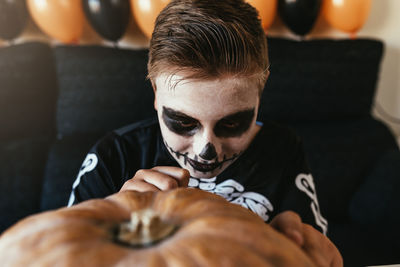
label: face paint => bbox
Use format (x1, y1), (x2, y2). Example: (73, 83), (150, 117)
(162, 107), (255, 138)
(214, 109), (255, 138)
(154, 73), (261, 178)
(164, 141), (240, 173)
(199, 142), (217, 160)
(162, 107), (199, 136)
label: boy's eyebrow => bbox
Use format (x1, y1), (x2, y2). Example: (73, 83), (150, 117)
(163, 106), (255, 121)
(220, 108), (255, 121)
(163, 107), (197, 120)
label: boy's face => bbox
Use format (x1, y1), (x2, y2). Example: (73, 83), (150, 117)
(154, 73), (261, 178)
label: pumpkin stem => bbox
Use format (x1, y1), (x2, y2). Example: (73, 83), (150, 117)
(117, 208), (176, 247)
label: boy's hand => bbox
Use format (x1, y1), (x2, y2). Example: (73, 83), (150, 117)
(270, 211), (343, 267)
(120, 166), (190, 192)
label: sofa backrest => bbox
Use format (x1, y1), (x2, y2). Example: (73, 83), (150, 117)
(54, 46), (155, 138)
(259, 37), (384, 122)
(0, 42), (57, 141)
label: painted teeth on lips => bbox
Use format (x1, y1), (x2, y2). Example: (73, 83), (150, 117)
(187, 158), (220, 172)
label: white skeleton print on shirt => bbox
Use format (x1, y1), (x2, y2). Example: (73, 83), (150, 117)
(295, 174), (328, 235)
(188, 177), (274, 221)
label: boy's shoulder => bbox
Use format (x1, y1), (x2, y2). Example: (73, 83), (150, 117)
(92, 117), (160, 150)
(257, 120), (302, 146)
(244, 120), (304, 161)
(113, 117), (159, 137)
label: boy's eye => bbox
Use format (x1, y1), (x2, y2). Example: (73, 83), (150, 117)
(214, 109), (255, 138)
(162, 107), (199, 136)
(166, 119), (198, 136)
(220, 120), (240, 129)
(176, 119), (197, 128)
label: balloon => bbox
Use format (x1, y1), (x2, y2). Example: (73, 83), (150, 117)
(131, 0), (170, 39)
(27, 0), (84, 43)
(247, 0), (277, 31)
(322, 0), (372, 37)
(82, 0), (131, 42)
(278, 0), (322, 36)
(0, 0), (28, 41)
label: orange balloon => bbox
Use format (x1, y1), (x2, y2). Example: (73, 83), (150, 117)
(322, 0), (372, 35)
(131, 0), (170, 39)
(247, 0), (277, 30)
(27, 0), (84, 43)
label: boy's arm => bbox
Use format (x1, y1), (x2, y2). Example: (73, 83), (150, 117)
(67, 133), (126, 206)
(270, 137), (342, 266)
(277, 137), (328, 235)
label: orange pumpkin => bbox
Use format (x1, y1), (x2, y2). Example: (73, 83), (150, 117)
(0, 188), (315, 266)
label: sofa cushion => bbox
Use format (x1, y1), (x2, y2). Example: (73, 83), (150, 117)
(0, 42), (57, 141)
(259, 38), (384, 122)
(349, 149), (400, 227)
(54, 46), (155, 138)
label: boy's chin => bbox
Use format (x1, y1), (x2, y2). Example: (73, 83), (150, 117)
(187, 167), (225, 179)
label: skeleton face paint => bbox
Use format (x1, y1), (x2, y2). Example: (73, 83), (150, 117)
(154, 73), (261, 178)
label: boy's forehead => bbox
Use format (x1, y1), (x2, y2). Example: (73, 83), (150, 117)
(154, 72), (260, 120)
(154, 72), (260, 93)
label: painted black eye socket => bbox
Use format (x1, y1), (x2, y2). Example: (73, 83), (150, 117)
(164, 118), (198, 136)
(214, 109), (255, 138)
(162, 107), (199, 136)
(219, 119), (240, 129)
(176, 119), (197, 128)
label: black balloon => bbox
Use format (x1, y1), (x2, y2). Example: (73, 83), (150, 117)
(0, 0), (28, 41)
(278, 0), (322, 36)
(82, 0), (131, 42)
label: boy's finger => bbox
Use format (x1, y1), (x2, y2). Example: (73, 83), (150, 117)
(138, 169), (179, 190)
(270, 211), (304, 246)
(152, 166), (190, 187)
(120, 179), (160, 192)
(302, 224), (343, 267)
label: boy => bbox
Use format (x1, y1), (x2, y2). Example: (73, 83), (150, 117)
(69, 0), (342, 265)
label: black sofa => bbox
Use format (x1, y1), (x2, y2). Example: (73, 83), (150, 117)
(1, 37), (399, 266)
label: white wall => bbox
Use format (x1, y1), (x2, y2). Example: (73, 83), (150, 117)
(1, 0), (399, 140)
(364, 0), (400, 140)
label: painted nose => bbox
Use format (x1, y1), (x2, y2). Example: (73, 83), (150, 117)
(199, 142), (217, 160)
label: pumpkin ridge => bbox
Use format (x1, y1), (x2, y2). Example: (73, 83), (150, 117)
(164, 233), (274, 267)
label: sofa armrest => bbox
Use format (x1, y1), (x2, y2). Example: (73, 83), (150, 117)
(349, 149), (400, 227)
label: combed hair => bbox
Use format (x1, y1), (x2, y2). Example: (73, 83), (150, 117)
(148, 0), (269, 91)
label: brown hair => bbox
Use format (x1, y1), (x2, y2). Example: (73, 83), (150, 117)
(147, 0), (269, 91)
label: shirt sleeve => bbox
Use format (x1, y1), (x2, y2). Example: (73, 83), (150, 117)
(278, 136), (329, 235)
(67, 133), (127, 206)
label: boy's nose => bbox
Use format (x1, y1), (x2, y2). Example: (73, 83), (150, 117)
(199, 142), (217, 160)
(193, 128), (220, 160)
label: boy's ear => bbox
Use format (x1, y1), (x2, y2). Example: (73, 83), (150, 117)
(151, 80), (158, 111)
(265, 69), (270, 80)
(154, 97), (158, 111)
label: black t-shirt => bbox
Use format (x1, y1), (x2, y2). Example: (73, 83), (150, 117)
(68, 117), (328, 234)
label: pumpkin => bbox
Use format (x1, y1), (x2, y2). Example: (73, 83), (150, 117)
(0, 188), (315, 266)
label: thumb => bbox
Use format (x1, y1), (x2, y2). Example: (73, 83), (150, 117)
(151, 166), (190, 187)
